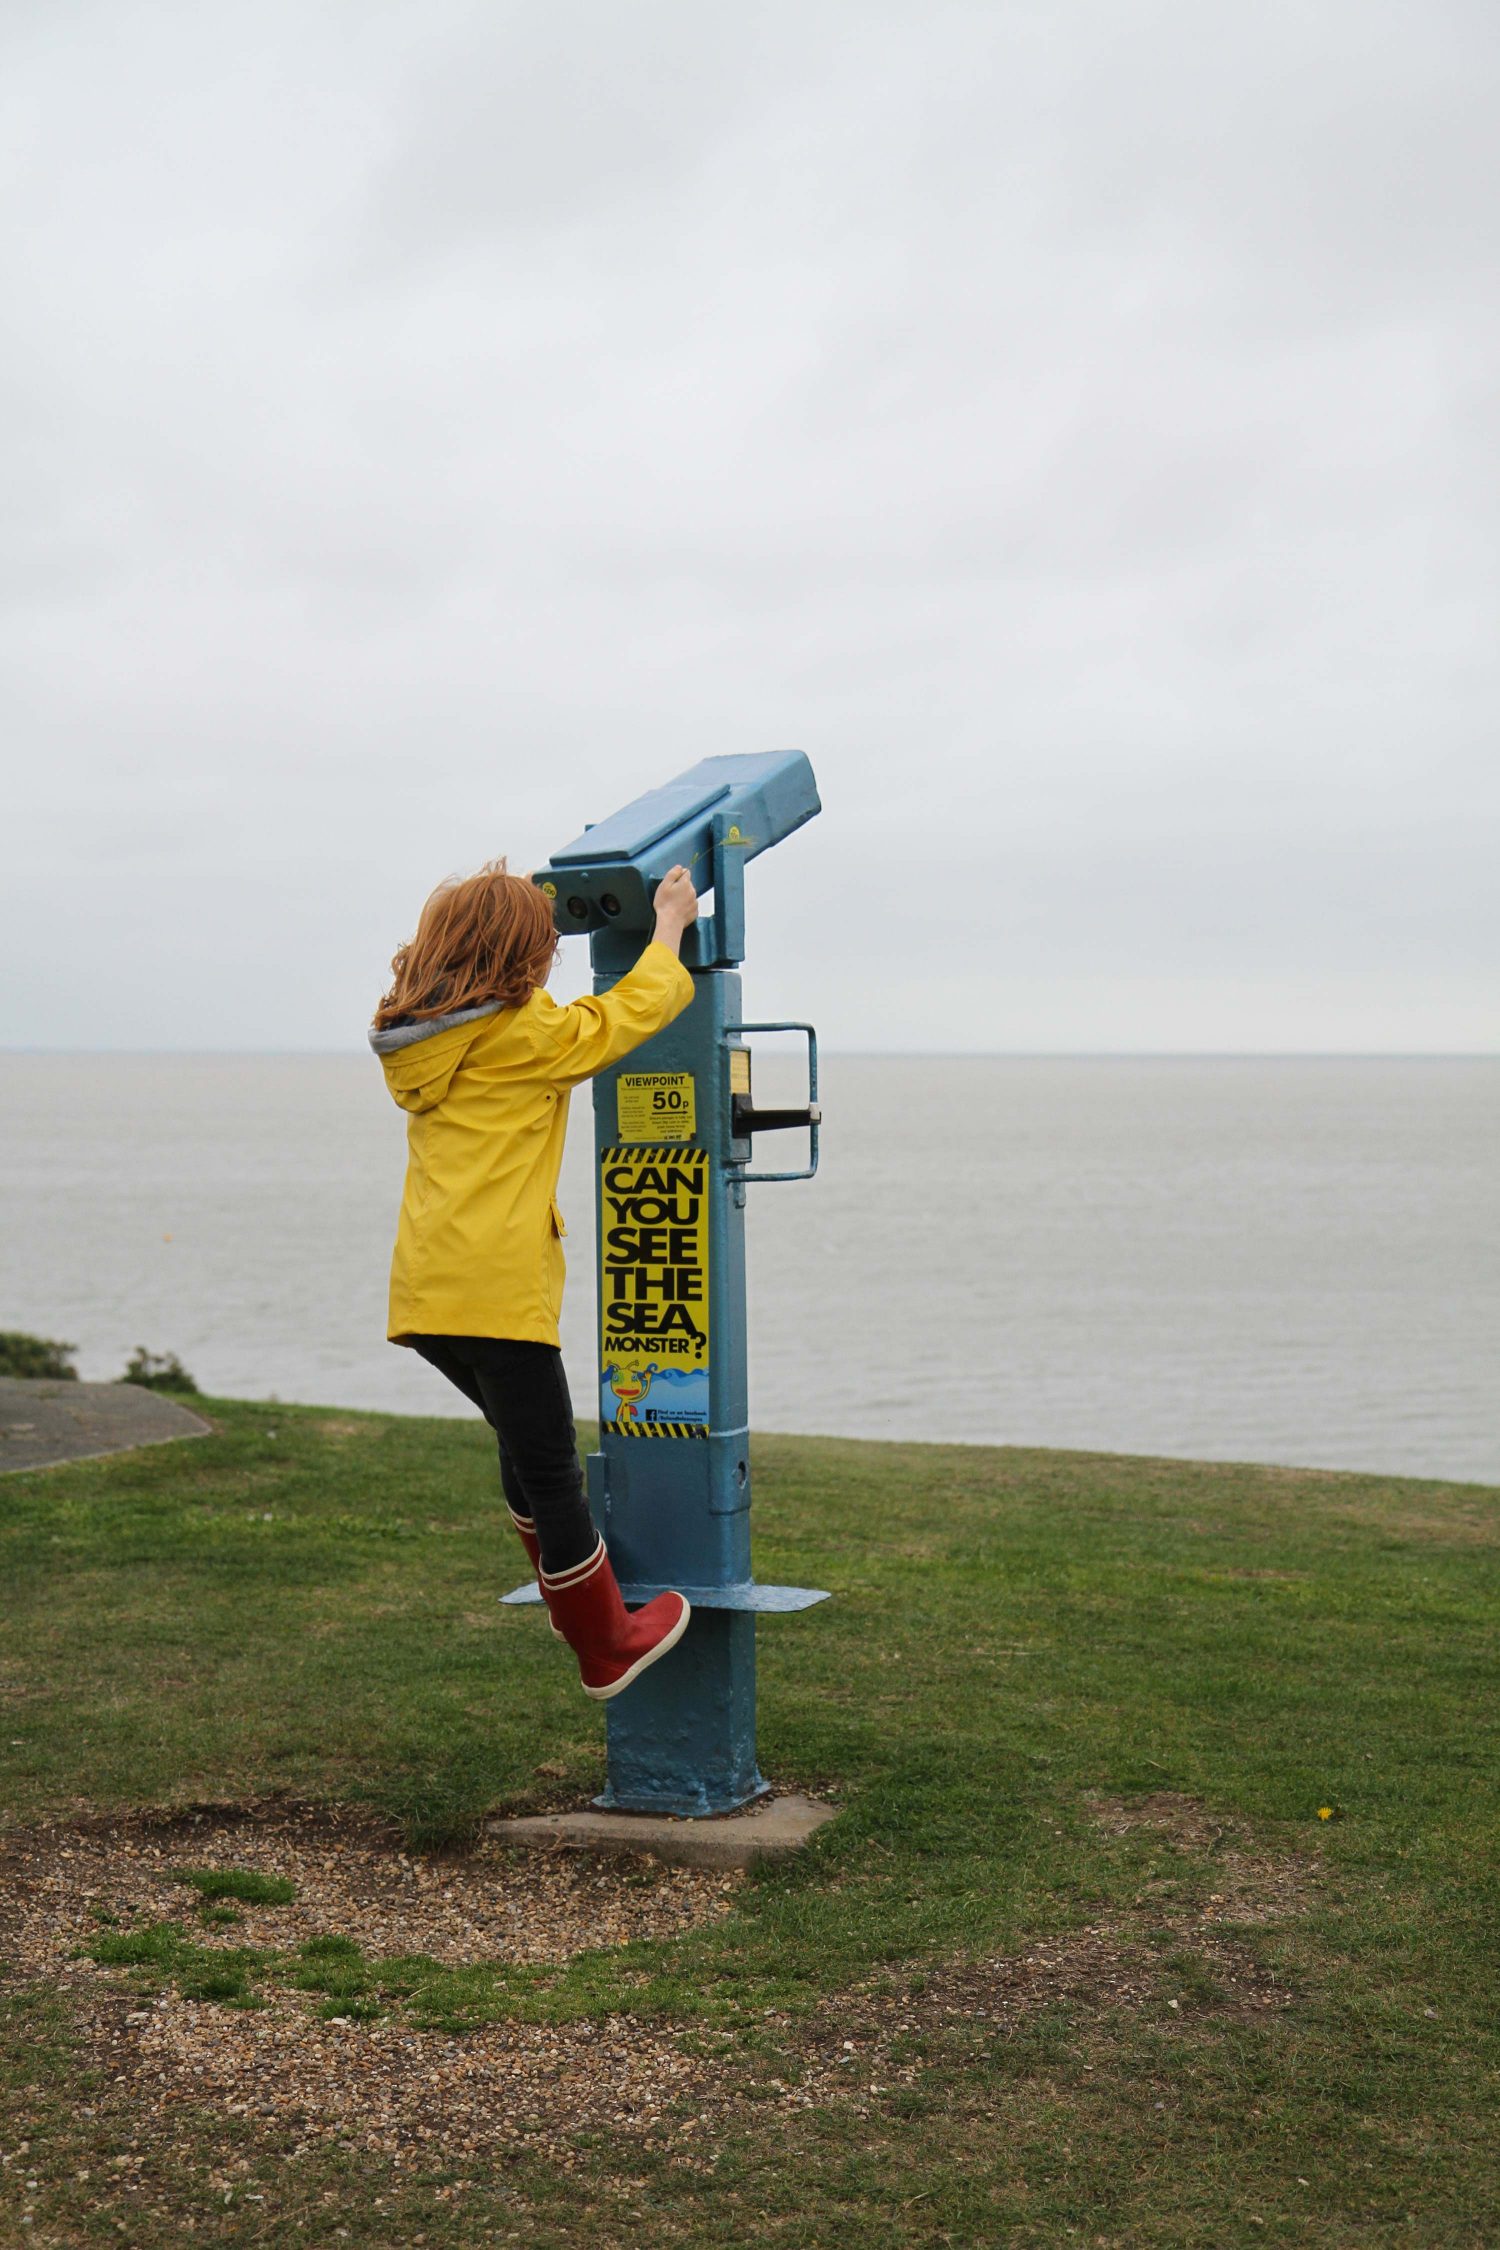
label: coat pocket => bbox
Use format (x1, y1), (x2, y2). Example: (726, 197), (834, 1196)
(542, 1198), (568, 1325)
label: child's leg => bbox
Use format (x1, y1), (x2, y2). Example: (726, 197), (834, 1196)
(444, 1338), (598, 1577)
(407, 1337), (534, 1539)
(494, 1441), (534, 1528)
(416, 1337), (690, 1699)
(407, 1335), (487, 1413)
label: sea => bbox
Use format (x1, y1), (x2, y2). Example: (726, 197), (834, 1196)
(2, 1054), (1496, 1485)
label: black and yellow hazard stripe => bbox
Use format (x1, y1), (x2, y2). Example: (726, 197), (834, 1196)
(599, 1144), (706, 1165)
(607, 1419), (710, 1439)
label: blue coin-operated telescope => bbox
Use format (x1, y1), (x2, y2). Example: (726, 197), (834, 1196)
(502, 750), (827, 1816)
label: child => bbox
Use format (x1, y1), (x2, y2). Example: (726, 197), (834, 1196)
(369, 859), (700, 1699)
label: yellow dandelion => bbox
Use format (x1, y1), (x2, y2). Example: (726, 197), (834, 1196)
(1317, 1805), (1334, 1820)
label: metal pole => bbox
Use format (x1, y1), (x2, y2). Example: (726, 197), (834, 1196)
(503, 755), (827, 1816)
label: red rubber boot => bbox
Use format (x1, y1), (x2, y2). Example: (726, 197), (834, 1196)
(539, 1538), (691, 1701)
(507, 1506), (563, 1638)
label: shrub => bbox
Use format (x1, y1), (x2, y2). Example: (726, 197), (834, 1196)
(0, 1332), (79, 1381)
(121, 1347), (200, 1395)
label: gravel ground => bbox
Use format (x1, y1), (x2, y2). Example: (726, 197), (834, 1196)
(0, 1803), (743, 2166)
(0, 1793), (1309, 2175)
(6, 1802), (738, 1966)
(80, 1996), (725, 2169)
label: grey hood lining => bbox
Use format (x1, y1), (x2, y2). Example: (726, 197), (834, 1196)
(368, 1002), (503, 1056)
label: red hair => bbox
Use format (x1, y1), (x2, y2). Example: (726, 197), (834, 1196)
(374, 860), (557, 1030)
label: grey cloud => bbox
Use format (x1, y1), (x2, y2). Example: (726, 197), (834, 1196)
(1, 0), (1496, 1054)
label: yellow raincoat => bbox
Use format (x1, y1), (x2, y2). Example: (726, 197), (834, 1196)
(371, 939), (694, 1345)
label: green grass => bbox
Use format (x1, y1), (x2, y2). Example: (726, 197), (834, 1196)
(75, 1917), (530, 2027)
(87, 1919), (273, 2008)
(171, 1867), (297, 1906)
(1, 1396), (1497, 2246)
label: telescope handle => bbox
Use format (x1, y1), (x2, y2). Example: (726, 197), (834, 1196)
(724, 1021), (820, 1184)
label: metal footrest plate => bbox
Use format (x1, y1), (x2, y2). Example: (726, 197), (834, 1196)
(500, 1580), (829, 1613)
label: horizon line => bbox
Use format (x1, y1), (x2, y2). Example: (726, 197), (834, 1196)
(4, 1046), (1497, 1063)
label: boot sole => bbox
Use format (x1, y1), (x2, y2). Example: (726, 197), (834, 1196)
(581, 1596), (692, 1701)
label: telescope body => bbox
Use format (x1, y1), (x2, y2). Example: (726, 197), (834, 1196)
(540, 751), (820, 955)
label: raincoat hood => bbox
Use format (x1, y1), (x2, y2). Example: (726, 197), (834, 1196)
(368, 1004), (503, 1113)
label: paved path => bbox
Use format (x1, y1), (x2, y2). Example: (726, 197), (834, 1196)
(0, 1378), (210, 1473)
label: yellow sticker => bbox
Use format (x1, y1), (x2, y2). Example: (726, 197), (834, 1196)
(599, 1144), (710, 1430)
(617, 1071), (696, 1141)
(540, 880), (557, 898)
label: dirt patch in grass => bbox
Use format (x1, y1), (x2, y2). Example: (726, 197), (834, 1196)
(777, 1927), (1295, 2120)
(0, 1801), (742, 2168)
(0, 1800), (740, 1977)
(763, 1794), (1311, 2119)
(75, 1991), (723, 2171)
(0, 1793), (1312, 2173)
(1088, 1788), (1315, 1921)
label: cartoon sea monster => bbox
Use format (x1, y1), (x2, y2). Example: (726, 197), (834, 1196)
(606, 1363), (656, 1420)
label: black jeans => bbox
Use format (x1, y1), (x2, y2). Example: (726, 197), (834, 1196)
(407, 1336), (598, 1575)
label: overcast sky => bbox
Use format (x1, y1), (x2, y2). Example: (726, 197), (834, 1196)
(4, 0), (1497, 1053)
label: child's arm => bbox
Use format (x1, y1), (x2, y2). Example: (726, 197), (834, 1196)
(532, 867), (698, 1086)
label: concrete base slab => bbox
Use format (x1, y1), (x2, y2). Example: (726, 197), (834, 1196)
(0, 1378), (211, 1474)
(487, 1791), (838, 1870)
